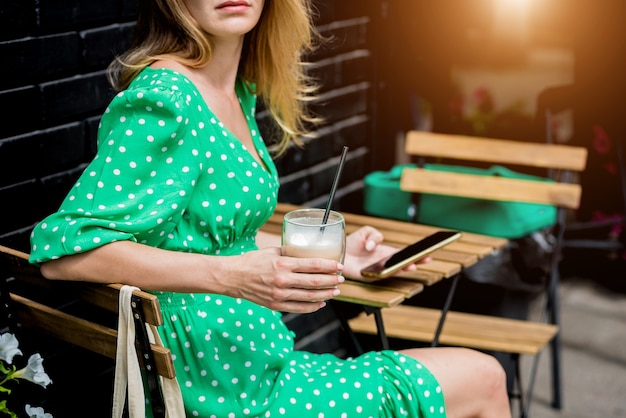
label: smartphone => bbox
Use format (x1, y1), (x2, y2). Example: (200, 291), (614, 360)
(359, 230), (462, 281)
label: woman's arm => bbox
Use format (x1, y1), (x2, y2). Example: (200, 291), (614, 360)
(40, 240), (344, 313)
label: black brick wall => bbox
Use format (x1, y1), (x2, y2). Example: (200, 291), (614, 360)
(0, 1), (380, 250)
(275, 9), (377, 214)
(0, 1), (138, 252)
(0, 1), (383, 415)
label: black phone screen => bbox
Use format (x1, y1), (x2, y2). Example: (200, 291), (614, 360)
(360, 230), (461, 279)
(384, 231), (459, 268)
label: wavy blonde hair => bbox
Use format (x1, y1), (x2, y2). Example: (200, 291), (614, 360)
(108, 0), (320, 155)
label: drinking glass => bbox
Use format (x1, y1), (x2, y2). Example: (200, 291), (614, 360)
(281, 208), (346, 263)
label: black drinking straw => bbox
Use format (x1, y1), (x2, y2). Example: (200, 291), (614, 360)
(321, 146), (349, 229)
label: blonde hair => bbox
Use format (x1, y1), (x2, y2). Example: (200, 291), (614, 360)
(108, 0), (320, 155)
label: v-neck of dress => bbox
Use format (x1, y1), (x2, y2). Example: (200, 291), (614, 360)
(142, 67), (273, 175)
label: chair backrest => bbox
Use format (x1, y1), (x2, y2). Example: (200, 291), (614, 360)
(0, 244), (175, 380)
(401, 131), (588, 211)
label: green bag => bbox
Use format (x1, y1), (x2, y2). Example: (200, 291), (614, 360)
(363, 163), (557, 239)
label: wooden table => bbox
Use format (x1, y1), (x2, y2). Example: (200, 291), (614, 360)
(263, 203), (508, 309)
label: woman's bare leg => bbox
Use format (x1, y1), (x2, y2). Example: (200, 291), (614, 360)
(400, 347), (511, 418)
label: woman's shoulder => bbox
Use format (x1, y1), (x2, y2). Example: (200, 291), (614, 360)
(128, 65), (197, 96)
(100, 66), (204, 134)
(106, 65), (203, 117)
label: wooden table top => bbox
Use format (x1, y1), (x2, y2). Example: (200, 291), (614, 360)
(260, 203), (508, 309)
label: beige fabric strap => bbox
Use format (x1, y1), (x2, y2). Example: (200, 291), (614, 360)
(112, 285), (145, 418)
(146, 324), (186, 418)
(112, 285), (186, 418)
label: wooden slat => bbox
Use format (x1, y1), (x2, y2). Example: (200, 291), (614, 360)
(430, 249), (478, 268)
(349, 305), (558, 355)
(335, 278), (424, 307)
(409, 259), (462, 279)
(0, 245), (163, 326)
(455, 233), (508, 249)
(389, 270), (445, 286)
(0, 245), (175, 379)
(10, 293), (176, 379)
(358, 278), (424, 298)
(107, 284), (163, 326)
(405, 130), (588, 171)
(335, 281), (406, 308)
(401, 168), (583, 209)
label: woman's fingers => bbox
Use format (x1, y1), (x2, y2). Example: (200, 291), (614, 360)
(281, 283), (341, 301)
(236, 248), (347, 312)
(265, 285), (341, 312)
(251, 277), (342, 312)
(271, 300), (328, 314)
(277, 254), (343, 275)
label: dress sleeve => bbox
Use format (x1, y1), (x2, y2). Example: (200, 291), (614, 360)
(30, 82), (202, 263)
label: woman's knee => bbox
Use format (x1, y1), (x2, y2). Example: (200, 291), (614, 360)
(471, 349), (508, 396)
(403, 346), (507, 393)
(417, 347), (510, 417)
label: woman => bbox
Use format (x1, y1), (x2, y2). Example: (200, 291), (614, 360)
(29, 0), (511, 416)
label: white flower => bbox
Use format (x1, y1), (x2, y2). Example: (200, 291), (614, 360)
(0, 333), (22, 365)
(0, 334), (53, 418)
(25, 404), (53, 418)
(14, 354), (52, 388)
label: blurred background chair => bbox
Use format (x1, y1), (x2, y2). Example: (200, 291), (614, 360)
(399, 130), (587, 413)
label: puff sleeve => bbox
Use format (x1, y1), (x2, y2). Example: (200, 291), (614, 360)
(30, 78), (203, 263)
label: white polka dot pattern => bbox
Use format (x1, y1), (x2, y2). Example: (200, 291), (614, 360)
(29, 68), (447, 417)
(30, 68), (278, 260)
(158, 293), (446, 417)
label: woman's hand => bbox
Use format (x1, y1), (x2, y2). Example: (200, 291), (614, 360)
(226, 247), (345, 313)
(341, 226), (428, 280)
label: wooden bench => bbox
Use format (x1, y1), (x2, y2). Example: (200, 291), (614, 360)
(0, 244), (175, 417)
(348, 304), (557, 355)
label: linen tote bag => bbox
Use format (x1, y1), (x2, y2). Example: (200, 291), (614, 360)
(112, 285), (185, 418)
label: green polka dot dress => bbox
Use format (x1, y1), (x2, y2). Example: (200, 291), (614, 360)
(29, 68), (447, 417)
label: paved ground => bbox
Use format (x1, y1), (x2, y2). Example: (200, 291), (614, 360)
(513, 275), (626, 418)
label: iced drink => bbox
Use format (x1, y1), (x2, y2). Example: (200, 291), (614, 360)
(282, 209), (346, 263)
